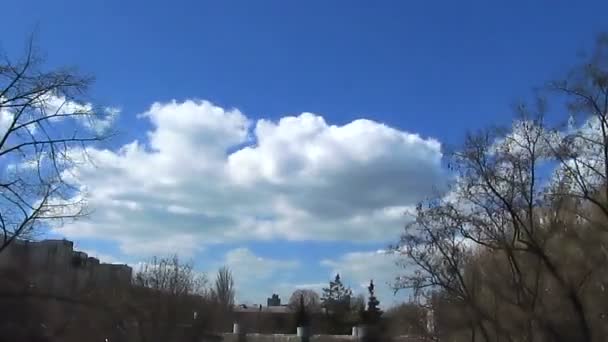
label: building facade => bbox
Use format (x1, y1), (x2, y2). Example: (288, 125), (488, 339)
(0, 239), (132, 296)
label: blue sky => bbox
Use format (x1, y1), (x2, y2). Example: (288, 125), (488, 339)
(2, 0), (607, 306)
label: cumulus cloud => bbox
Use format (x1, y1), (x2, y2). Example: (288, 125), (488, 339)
(56, 100), (445, 256)
(33, 94), (119, 134)
(1, 94), (119, 141)
(214, 247), (299, 304)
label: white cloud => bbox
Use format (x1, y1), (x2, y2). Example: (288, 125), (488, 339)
(1, 94), (119, 138)
(55, 99), (445, 256)
(167, 205), (197, 215)
(0, 107), (14, 138)
(142, 100), (249, 159)
(71, 245), (124, 265)
(223, 247), (299, 280)
(293, 282), (326, 290)
(85, 106), (120, 135)
(37, 94), (119, 135)
(213, 247), (299, 305)
(35, 94), (93, 120)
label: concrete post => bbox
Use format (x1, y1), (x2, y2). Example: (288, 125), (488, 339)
(357, 325), (367, 338)
(297, 326), (310, 342)
(426, 308), (435, 334)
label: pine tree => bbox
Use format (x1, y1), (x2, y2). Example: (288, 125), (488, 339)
(365, 280), (382, 324)
(321, 274), (353, 333)
(321, 274), (352, 313)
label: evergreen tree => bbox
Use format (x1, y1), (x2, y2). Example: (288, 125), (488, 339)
(321, 274), (352, 313)
(321, 274), (353, 333)
(364, 280), (382, 324)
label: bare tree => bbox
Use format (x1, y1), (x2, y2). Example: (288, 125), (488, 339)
(213, 266), (235, 309)
(133, 255), (208, 342)
(351, 293), (366, 314)
(393, 35), (608, 342)
(288, 289), (321, 313)
(205, 266), (235, 333)
(548, 33), (608, 218)
(384, 302), (430, 338)
(0, 38), (114, 253)
(133, 255), (207, 296)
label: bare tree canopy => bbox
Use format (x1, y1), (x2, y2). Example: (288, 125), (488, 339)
(393, 34), (608, 342)
(0, 39), (115, 253)
(288, 289), (321, 313)
(213, 266), (235, 309)
(133, 255), (207, 296)
(132, 255), (210, 342)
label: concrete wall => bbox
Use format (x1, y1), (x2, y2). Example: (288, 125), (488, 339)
(219, 333), (423, 342)
(221, 334), (357, 342)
